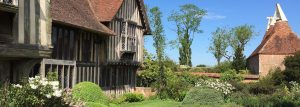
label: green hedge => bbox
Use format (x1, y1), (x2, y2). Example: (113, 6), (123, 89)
(182, 87), (224, 105)
(116, 93), (145, 103)
(72, 82), (108, 104)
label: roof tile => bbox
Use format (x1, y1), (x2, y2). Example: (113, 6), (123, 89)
(51, 0), (116, 36)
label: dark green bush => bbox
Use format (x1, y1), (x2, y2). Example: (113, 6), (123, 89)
(72, 82), (108, 104)
(270, 68), (286, 85)
(196, 64), (206, 67)
(283, 51), (300, 83)
(182, 87), (224, 105)
(247, 73), (279, 95)
(121, 93), (145, 103)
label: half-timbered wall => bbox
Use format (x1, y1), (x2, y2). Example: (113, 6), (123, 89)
(45, 24), (108, 88)
(16, 0), (51, 46)
(107, 0), (145, 62)
(104, 0), (146, 96)
(42, 24), (138, 96)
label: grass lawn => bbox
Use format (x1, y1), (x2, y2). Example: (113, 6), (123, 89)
(118, 100), (242, 107)
(119, 100), (181, 107)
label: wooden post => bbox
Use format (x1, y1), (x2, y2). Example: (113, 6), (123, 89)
(72, 63), (77, 86)
(61, 65), (65, 88)
(66, 65), (70, 88)
(40, 59), (45, 78)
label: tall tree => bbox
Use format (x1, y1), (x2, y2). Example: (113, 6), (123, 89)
(168, 4), (206, 67)
(230, 25), (255, 71)
(149, 7), (166, 97)
(209, 27), (230, 65)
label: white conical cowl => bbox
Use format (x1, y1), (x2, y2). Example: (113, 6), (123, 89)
(274, 3), (288, 21)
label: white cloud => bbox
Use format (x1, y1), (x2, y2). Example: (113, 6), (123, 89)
(203, 12), (226, 20)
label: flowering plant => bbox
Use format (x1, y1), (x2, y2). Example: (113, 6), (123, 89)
(195, 79), (235, 96)
(6, 76), (67, 106)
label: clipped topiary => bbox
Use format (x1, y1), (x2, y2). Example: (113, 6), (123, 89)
(182, 87), (224, 105)
(72, 82), (108, 104)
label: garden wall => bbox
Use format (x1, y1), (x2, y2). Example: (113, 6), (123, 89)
(135, 87), (156, 97)
(191, 72), (259, 83)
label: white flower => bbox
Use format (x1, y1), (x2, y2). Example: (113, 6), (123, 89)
(40, 80), (49, 86)
(35, 76), (40, 79)
(46, 94), (52, 99)
(13, 84), (22, 88)
(30, 84), (38, 89)
(52, 85), (59, 90)
(49, 81), (59, 87)
(29, 77), (35, 81)
(53, 90), (63, 97)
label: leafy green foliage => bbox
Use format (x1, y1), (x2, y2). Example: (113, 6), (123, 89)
(232, 47), (246, 72)
(0, 76), (76, 107)
(188, 67), (216, 73)
(213, 61), (233, 73)
(182, 87), (224, 105)
(168, 4), (207, 66)
(248, 75), (278, 95)
(149, 7), (167, 98)
(196, 64), (206, 67)
(152, 72), (204, 101)
(46, 71), (59, 81)
(137, 50), (178, 87)
(230, 25), (255, 71)
(220, 69), (244, 82)
(209, 27), (231, 65)
(72, 82), (108, 104)
(271, 68), (286, 85)
(283, 51), (300, 83)
(118, 93), (145, 103)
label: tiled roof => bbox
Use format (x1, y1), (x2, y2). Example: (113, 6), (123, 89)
(89, 0), (151, 34)
(88, 0), (123, 22)
(249, 21), (300, 58)
(51, 0), (115, 36)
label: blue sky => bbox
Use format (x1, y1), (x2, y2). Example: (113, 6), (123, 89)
(144, 0), (300, 67)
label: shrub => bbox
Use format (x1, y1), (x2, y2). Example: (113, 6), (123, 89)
(196, 64), (206, 67)
(248, 74), (278, 95)
(270, 68), (286, 85)
(158, 73), (192, 101)
(119, 93), (145, 103)
(283, 51), (300, 83)
(188, 67), (216, 73)
(72, 82), (108, 104)
(196, 79), (235, 96)
(153, 72), (207, 101)
(182, 87), (224, 105)
(0, 76), (75, 107)
(220, 69), (244, 82)
(213, 61), (233, 73)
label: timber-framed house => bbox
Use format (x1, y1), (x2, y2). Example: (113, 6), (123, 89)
(0, 0), (150, 96)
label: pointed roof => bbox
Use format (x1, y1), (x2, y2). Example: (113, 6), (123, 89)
(51, 0), (116, 36)
(266, 3), (288, 31)
(249, 4), (300, 58)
